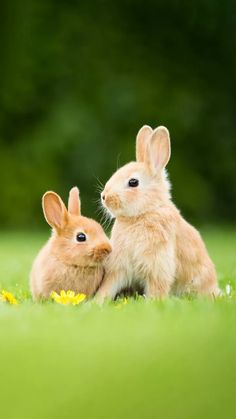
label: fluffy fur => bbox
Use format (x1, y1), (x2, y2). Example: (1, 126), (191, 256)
(30, 187), (111, 299)
(97, 125), (220, 301)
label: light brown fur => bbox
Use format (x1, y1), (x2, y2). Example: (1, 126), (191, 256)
(30, 187), (111, 299)
(97, 125), (220, 301)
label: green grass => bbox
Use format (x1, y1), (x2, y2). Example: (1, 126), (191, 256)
(0, 228), (236, 419)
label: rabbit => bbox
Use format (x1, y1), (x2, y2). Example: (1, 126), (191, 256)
(30, 187), (112, 300)
(96, 125), (220, 302)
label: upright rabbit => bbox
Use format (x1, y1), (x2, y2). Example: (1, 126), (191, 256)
(30, 187), (111, 299)
(96, 125), (220, 301)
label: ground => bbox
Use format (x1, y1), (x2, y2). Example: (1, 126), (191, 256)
(0, 227), (236, 419)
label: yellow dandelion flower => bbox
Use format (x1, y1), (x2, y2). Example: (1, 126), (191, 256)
(115, 297), (128, 309)
(0, 290), (18, 305)
(50, 290), (86, 306)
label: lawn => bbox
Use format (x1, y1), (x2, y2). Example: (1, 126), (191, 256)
(0, 227), (236, 419)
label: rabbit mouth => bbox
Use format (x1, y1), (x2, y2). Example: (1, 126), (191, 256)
(103, 194), (122, 211)
(89, 244), (112, 262)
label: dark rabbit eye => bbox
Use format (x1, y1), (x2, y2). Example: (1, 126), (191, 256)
(76, 232), (86, 242)
(128, 178), (139, 187)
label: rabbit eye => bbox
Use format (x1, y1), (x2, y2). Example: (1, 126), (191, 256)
(76, 232), (86, 242)
(128, 178), (139, 187)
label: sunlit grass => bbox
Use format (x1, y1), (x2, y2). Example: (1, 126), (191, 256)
(0, 227), (236, 419)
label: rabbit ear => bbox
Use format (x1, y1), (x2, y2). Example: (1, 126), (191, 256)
(136, 125), (153, 162)
(68, 187), (81, 216)
(145, 126), (171, 173)
(42, 191), (68, 230)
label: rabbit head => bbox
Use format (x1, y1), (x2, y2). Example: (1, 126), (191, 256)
(101, 125), (171, 218)
(43, 187), (112, 266)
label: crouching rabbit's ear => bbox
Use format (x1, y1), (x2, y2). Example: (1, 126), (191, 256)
(42, 191), (68, 230)
(136, 125), (153, 163)
(68, 186), (81, 216)
(145, 126), (171, 174)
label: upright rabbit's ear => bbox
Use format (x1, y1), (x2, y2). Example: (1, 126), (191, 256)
(68, 186), (81, 215)
(42, 192), (68, 230)
(136, 125), (153, 162)
(145, 126), (171, 173)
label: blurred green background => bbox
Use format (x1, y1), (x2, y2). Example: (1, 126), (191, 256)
(0, 0), (235, 228)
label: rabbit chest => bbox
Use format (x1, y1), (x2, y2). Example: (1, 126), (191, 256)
(43, 261), (104, 297)
(110, 215), (172, 278)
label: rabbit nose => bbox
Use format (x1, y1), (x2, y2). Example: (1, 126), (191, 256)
(102, 194), (106, 201)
